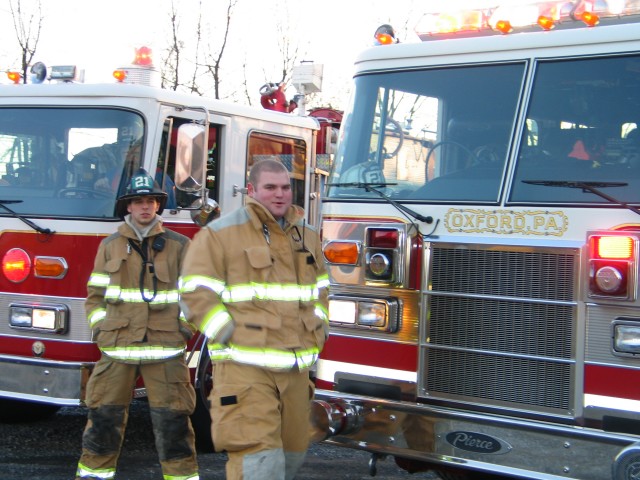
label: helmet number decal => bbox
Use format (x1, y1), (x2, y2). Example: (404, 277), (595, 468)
(133, 175), (153, 189)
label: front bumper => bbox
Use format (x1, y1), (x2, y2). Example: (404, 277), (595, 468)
(0, 354), (92, 406)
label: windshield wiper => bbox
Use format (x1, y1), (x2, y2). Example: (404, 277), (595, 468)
(328, 182), (433, 224)
(522, 180), (640, 217)
(0, 200), (55, 235)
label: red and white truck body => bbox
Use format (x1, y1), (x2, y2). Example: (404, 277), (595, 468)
(313, 1), (640, 479)
(0, 75), (324, 427)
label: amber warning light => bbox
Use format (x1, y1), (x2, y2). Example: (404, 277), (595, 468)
(592, 235), (634, 260)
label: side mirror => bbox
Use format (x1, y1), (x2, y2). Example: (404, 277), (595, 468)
(175, 123), (206, 193)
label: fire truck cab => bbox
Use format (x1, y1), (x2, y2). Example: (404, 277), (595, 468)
(314, 1), (640, 479)
(0, 64), (323, 431)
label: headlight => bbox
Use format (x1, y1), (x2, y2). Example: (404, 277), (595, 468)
(328, 296), (399, 332)
(613, 320), (640, 355)
(9, 303), (68, 333)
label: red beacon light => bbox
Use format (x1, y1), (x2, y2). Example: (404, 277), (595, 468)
(134, 46), (153, 66)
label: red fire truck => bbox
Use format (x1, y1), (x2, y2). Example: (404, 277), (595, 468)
(0, 53), (328, 442)
(312, 1), (640, 479)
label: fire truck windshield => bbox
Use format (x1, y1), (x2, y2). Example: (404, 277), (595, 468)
(0, 107), (143, 219)
(327, 53), (640, 207)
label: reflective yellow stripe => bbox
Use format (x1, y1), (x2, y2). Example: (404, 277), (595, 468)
(208, 343), (319, 370)
(100, 345), (186, 361)
(87, 308), (106, 327)
(105, 286), (179, 304)
(164, 474), (200, 480)
(315, 303), (329, 322)
(317, 273), (330, 289)
(88, 272), (110, 288)
(76, 462), (115, 479)
(201, 305), (233, 339)
(179, 275), (225, 295)
(180, 276), (328, 304)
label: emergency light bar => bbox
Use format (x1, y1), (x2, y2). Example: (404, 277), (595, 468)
(414, 0), (640, 40)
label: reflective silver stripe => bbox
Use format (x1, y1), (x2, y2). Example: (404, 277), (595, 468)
(179, 275), (225, 295)
(201, 305), (232, 339)
(101, 345), (186, 361)
(88, 272), (110, 288)
(76, 462), (115, 479)
(208, 344), (319, 370)
(87, 308), (107, 327)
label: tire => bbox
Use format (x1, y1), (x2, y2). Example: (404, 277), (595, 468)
(0, 398), (60, 423)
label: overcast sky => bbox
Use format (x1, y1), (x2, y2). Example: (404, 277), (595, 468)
(0, 0), (434, 108)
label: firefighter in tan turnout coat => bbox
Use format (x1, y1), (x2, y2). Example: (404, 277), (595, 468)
(179, 159), (330, 480)
(76, 169), (199, 480)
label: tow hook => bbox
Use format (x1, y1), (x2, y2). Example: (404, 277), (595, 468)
(368, 452), (387, 476)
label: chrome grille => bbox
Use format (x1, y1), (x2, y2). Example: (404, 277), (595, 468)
(422, 244), (576, 415)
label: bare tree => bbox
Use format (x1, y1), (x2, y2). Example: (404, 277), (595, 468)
(160, 0), (181, 91)
(161, 0), (206, 94)
(201, 0), (237, 99)
(275, 20), (300, 87)
(9, 0), (43, 84)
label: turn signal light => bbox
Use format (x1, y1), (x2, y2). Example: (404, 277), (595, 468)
(323, 241), (360, 265)
(2, 248), (31, 283)
(34, 256), (68, 279)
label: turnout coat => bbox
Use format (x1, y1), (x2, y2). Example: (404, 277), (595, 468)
(179, 197), (330, 371)
(86, 219), (192, 363)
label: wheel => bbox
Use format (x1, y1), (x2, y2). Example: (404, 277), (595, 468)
(57, 187), (113, 199)
(0, 398), (60, 423)
(190, 344), (214, 453)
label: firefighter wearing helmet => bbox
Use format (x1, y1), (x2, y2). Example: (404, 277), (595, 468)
(75, 169), (200, 480)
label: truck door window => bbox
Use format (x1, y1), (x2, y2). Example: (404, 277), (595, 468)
(247, 132), (307, 209)
(327, 63), (525, 202)
(158, 117), (220, 209)
(510, 54), (640, 205)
